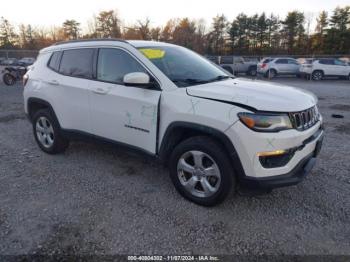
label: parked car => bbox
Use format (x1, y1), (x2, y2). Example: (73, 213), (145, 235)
(0, 58), (18, 66)
(18, 57), (36, 66)
(257, 57), (301, 78)
(23, 39), (324, 206)
(220, 56), (258, 76)
(300, 58), (350, 81)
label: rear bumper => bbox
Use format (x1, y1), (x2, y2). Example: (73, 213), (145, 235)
(239, 153), (316, 189)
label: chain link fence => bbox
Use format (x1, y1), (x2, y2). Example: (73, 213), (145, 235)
(0, 50), (39, 60)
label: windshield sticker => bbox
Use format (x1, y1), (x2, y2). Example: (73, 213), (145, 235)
(139, 49), (165, 59)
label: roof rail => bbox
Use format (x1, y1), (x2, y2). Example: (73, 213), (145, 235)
(53, 38), (127, 46)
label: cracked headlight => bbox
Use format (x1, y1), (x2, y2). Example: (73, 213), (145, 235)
(238, 112), (293, 132)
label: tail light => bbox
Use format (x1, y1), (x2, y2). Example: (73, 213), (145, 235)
(23, 74), (29, 87)
(261, 63), (267, 68)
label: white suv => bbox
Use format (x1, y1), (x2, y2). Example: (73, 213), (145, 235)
(257, 57), (301, 78)
(23, 39), (324, 206)
(299, 58), (350, 80)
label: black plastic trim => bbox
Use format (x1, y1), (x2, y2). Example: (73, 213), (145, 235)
(158, 121), (247, 178)
(61, 129), (156, 158)
(27, 98), (56, 121)
(241, 154), (317, 189)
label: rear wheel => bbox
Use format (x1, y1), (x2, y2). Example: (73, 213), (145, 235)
(32, 109), (69, 154)
(169, 136), (235, 206)
(312, 70), (323, 81)
(248, 67), (257, 76)
(3, 73), (16, 86)
(266, 69), (277, 79)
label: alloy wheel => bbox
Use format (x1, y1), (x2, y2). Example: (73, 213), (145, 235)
(313, 71), (322, 81)
(177, 150), (221, 198)
(36, 116), (55, 148)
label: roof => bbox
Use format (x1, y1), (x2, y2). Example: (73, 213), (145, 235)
(40, 39), (174, 53)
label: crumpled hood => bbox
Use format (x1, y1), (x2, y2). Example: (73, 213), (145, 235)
(186, 78), (317, 112)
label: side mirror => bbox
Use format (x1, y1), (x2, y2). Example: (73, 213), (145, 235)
(123, 72), (150, 87)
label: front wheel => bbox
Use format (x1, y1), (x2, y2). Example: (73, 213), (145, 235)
(3, 73), (16, 86)
(169, 136), (235, 206)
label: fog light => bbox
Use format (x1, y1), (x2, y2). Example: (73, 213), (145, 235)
(258, 149), (296, 168)
(257, 150), (286, 157)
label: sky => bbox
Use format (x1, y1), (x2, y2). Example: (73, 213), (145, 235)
(1, 0), (349, 31)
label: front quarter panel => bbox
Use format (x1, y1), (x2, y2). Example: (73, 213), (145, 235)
(158, 88), (245, 150)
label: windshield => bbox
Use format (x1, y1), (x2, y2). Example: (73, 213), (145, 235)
(137, 45), (231, 87)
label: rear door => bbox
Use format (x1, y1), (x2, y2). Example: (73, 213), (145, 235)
(319, 59), (335, 75)
(334, 59), (348, 76)
(47, 48), (94, 133)
(89, 48), (161, 154)
(274, 59), (289, 74)
(287, 59), (300, 74)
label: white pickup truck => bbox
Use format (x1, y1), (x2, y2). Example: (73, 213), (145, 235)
(220, 56), (258, 76)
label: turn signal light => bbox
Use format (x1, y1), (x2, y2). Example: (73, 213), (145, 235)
(23, 75), (29, 87)
(257, 150), (286, 157)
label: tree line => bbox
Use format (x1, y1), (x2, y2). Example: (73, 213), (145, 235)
(0, 6), (349, 55)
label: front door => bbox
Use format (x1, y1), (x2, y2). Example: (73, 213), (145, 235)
(89, 48), (161, 154)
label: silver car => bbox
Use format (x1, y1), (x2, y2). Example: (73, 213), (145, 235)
(257, 57), (301, 78)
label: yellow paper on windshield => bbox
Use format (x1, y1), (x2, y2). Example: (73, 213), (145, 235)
(139, 49), (165, 59)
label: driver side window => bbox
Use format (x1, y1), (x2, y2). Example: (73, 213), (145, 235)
(97, 48), (147, 84)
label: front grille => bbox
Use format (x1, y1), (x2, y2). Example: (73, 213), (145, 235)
(289, 106), (320, 131)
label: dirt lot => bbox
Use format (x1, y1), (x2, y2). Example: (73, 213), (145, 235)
(0, 78), (350, 256)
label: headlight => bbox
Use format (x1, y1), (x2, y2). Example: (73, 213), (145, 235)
(238, 112), (293, 132)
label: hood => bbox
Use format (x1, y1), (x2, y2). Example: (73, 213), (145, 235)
(186, 78), (317, 112)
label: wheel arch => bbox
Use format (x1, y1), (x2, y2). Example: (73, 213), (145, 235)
(312, 69), (324, 75)
(27, 97), (60, 127)
(159, 121), (246, 179)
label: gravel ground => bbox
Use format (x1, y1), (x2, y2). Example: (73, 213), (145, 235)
(0, 78), (349, 256)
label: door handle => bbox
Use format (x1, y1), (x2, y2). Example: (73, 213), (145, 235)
(93, 87), (109, 95)
(47, 80), (59, 85)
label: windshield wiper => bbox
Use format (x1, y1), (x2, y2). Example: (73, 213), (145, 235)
(206, 75), (231, 83)
(171, 78), (210, 86)
(171, 75), (231, 87)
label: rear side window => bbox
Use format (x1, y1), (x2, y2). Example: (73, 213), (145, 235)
(275, 59), (288, 64)
(48, 51), (62, 71)
(97, 48), (147, 84)
(59, 49), (94, 78)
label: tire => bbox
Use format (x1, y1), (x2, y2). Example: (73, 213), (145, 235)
(169, 136), (235, 206)
(247, 67), (257, 76)
(3, 73), (16, 86)
(266, 69), (277, 79)
(312, 70), (323, 81)
(32, 109), (69, 154)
